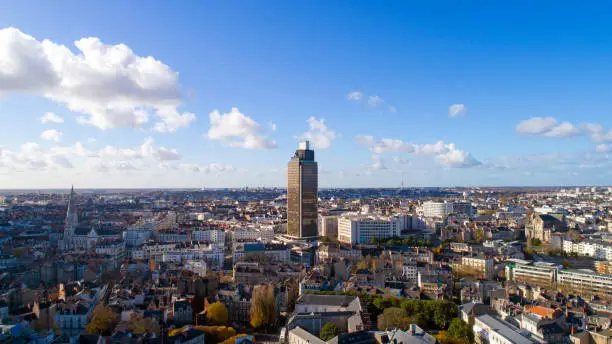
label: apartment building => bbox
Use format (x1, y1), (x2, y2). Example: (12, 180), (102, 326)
(473, 314), (535, 344)
(505, 259), (559, 288)
(563, 239), (612, 260)
(557, 269), (612, 300)
(458, 255), (495, 280)
(192, 229), (226, 245)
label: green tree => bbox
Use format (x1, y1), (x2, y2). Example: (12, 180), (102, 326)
(249, 284), (277, 330)
(320, 322), (338, 341)
(86, 305), (117, 335)
(446, 318), (474, 342)
(206, 301), (229, 326)
(377, 307), (412, 330)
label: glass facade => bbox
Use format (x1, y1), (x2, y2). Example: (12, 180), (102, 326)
(287, 142), (318, 238)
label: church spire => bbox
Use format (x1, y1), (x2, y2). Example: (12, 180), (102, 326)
(63, 185), (78, 251)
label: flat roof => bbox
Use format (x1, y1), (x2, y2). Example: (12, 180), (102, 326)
(476, 315), (534, 344)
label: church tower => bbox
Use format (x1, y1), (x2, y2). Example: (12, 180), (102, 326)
(62, 185), (78, 251)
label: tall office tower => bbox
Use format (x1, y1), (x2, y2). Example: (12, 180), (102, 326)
(287, 141), (318, 238)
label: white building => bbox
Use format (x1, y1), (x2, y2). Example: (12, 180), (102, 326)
(421, 201), (453, 218)
(505, 259), (560, 288)
(337, 215), (402, 244)
(192, 229), (226, 245)
(557, 269), (612, 300)
(318, 214), (339, 238)
(232, 227), (276, 243)
(123, 228), (153, 247)
(184, 260), (207, 276)
(459, 255), (495, 280)
(95, 240), (126, 266)
(160, 245), (224, 269)
(473, 314), (535, 344)
(402, 264), (418, 283)
(563, 239), (612, 260)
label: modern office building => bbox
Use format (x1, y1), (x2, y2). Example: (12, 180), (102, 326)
(557, 269), (612, 301)
(287, 141), (318, 238)
(421, 201), (453, 218)
(505, 259), (559, 289)
(337, 215), (402, 244)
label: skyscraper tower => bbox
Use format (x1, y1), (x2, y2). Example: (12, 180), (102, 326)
(287, 141), (318, 238)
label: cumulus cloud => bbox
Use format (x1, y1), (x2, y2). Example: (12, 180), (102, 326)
(355, 136), (414, 154)
(448, 104), (466, 118)
(0, 136), (188, 175)
(516, 117), (558, 135)
(0, 27), (195, 132)
(516, 117), (584, 138)
(347, 91), (363, 101)
(40, 112), (64, 124)
(596, 144), (612, 153)
(40, 129), (63, 142)
(299, 117), (336, 149)
(207, 108), (277, 149)
(436, 144), (481, 168)
(356, 135), (481, 168)
(99, 137), (181, 162)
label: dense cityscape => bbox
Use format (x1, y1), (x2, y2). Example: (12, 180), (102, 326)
(5, 2), (612, 344)
(0, 141), (610, 344)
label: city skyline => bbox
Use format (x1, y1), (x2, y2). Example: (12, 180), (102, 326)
(3, 2), (612, 188)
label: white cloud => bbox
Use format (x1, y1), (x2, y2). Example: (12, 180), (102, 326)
(0, 27), (195, 132)
(545, 122), (581, 137)
(87, 138), (97, 143)
(436, 144), (481, 168)
(40, 129), (63, 142)
(300, 116), (336, 149)
(596, 144), (612, 153)
(448, 104), (466, 118)
(368, 95), (384, 107)
(516, 117), (558, 135)
(356, 135), (481, 168)
(388, 105), (397, 113)
(50, 154), (74, 168)
(414, 140), (447, 155)
(99, 137), (181, 162)
(355, 136), (414, 154)
(207, 108), (277, 149)
(516, 117), (581, 138)
(347, 91), (363, 101)
(40, 112), (64, 124)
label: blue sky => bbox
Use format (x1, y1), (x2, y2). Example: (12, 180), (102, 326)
(1, 1), (612, 188)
